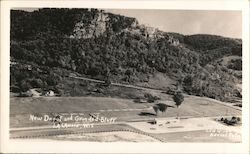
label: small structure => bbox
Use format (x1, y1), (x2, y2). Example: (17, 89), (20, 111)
(29, 89), (42, 97)
(45, 90), (55, 97)
(166, 35), (180, 46)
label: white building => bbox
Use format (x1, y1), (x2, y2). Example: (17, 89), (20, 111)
(45, 90), (55, 97)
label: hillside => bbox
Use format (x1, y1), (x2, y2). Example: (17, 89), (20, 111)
(10, 8), (242, 102)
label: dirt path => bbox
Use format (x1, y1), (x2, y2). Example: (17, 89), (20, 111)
(69, 75), (162, 92)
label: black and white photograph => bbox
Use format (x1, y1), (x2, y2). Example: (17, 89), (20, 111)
(1, 0), (249, 153)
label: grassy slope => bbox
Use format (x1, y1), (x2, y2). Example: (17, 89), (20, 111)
(10, 90), (241, 128)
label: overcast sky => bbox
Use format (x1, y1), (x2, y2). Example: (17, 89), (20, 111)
(18, 8), (242, 38)
(106, 9), (242, 38)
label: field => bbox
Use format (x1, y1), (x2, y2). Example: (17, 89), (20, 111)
(10, 92), (241, 127)
(10, 87), (241, 142)
(10, 96), (151, 128)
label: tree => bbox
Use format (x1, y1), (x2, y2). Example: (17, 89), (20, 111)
(173, 91), (184, 119)
(157, 103), (168, 115)
(30, 78), (44, 88)
(173, 91), (184, 108)
(183, 74), (193, 92)
(19, 80), (32, 92)
(153, 103), (167, 116)
(125, 68), (133, 82)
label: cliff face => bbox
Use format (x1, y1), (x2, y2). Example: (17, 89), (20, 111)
(10, 8), (242, 101)
(70, 12), (109, 39)
(69, 10), (178, 45)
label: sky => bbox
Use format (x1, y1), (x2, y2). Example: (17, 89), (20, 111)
(106, 9), (242, 38)
(18, 8), (242, 38)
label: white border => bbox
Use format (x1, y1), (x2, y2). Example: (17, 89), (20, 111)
(1, 0), (249, 153)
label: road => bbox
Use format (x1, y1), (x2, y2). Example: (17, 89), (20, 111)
(10, 115), (241, 142)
